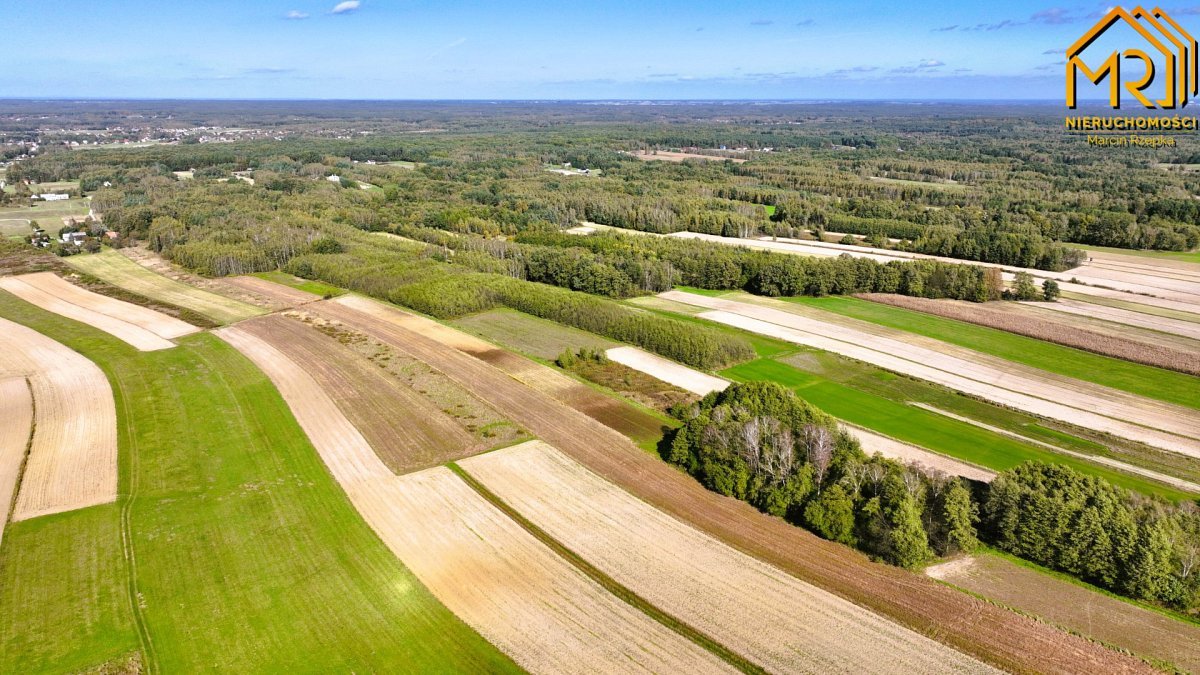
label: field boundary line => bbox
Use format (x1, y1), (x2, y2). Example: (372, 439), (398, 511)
(446, 462), (766, 675)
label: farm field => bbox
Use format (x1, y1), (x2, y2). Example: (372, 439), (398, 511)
(0, 377), (32, 543)
(339, 296), (667, 447)
(234, 313), (489, 473)
(311, 293), (1146, 672)
(605, 345), (729, 395)
(64, 250), (263, 324)
(0, 292), (518, 673)
(780, 294), (1200, 407)
(927, 552), (1200, 672)
(451, 307), (617, 360)
(0, 198), (90, 231)
(116, 247), (293, 311)
(663, 291), (1200, 458)
(0, 314), (117, 521)
(223, 274), (323, 308)
(1039, 297), (1200, 338)
(249, 270), (345, 298)
(462, 441), (996, 673)
(217, 323), (722, 674)
(629, 149), (747, 163)
(722, 357), (1194, 500)
(1073, 242), (1200, 265)
(859, 294), (1200, 374)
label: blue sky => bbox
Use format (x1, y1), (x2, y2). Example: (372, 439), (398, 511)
(1, 0), (1194, 99)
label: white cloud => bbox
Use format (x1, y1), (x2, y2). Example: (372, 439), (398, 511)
(918, 59), (945, 68)
(285, 10), (309, 19)
(331, 1), (361, 14)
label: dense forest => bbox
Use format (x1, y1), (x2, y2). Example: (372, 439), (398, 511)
(670, 382), (1200, 609)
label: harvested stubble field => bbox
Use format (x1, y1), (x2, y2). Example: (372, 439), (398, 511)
(845, 424), (996, 483)
(223, 274), (323, 308)
(629, 149), (748, 163)
(234, 313), (482, 474)
(605, 346), (729, 396)
(451, 307), (617, 360)
(340, 296), (667, 446)
(63, 250), (263, 324)
(858, 294), (1200, 375)
(662, 291), (1200, 458)
(0, 377), (32, 544)
(118, 246), (292, 311)
(927, 553), (1200, 672)
(0, 315), (117, 521)
(0, 274), (180, 351)
(311, 293), (1148, 673)
(0, 293), (520, 673)
(7, 271), (199, 341)
(462, 441), (996, 674)
(1037, 297), (1200, 341)
(217, 325), (722, 674)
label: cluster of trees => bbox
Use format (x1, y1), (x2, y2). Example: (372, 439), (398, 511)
(670, 382), (1200, 609)
(984, 463), (1199, 608)
(668, 382), (979, 568)
(286, 245), (754, 370)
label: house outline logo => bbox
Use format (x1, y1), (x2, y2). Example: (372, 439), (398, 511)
(1066, 6), (1197, 109)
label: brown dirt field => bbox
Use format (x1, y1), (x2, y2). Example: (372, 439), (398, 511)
(312, 295), (1150, 674)
(233, 314), (480, 474)
(858, 294), (1200, 376)
(118, 247), (287, 311)
(664, 291), (1200, 458)
(21, 271), (198, 339)
(0, 276), (178, 351)
(333, 295), (667, 445)
(215, 325), (729, 674)
(928, 554), (1200, 672)
(0, 316), (118, 521)
(463, 441), (997, 673)
(0, 377), (33, 545)
(222, 276), (322, 309)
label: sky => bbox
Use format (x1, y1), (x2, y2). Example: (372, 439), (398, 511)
(1, 0), (1196, 100)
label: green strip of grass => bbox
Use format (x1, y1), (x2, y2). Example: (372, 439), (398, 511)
(783, 295), (1200, 411)
(722, 358), (1194, 501)
(1071, 243), (1200, 264)
(251, 270), (346, 298)
(0, 292), (519, 673)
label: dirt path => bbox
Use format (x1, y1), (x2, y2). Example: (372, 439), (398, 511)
(215, 325), (732, 675)
(313, 294), (1150, 674)
(0, 316), (118, 521)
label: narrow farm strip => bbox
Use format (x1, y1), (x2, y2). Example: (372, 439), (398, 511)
(63, 250), (263, 324)
(0, 292), (520, 673)
(462, 441), (998, 674)
(662, 291), (1200, 458)
(218, 324), (729, 674)
(788, 294), (1200, 404)
(312, 293), (1150, 673)
(339, 295), (667, 447)
(857, 294), (1200, 376)
(0, 276), (178, 351)
(222, 275), (322, 308)
(1037, 297), (1200, 341)
(605, 346), (729, 395)
(233, 313), (481, 474)
(927, 553), (1200, 673)
(0, 315), (118, 521)
(0, 377), (32, 544)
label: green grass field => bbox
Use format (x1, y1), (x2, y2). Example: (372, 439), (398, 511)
(452, 308), (617, 360)
(0, 293), (519, 673)
(0, 198), (90, 228)
(782, 295), (1200, 410)
(250, 270), (346, 298)
(722, 358), (1193, 501)
(1073, 242), (1200, 264)
(65, 250), (265, 324)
